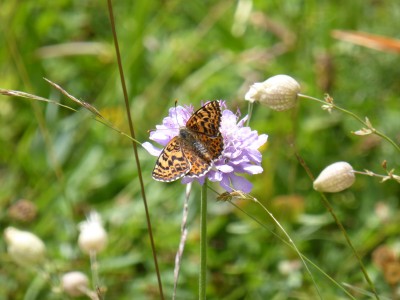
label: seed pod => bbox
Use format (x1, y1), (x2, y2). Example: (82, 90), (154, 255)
(78, 212), (107, 254)
(4, 227), (46, 266)
(61, 271), (89, 297)
(313, 162), (355, 193)
(245, 75), (300, 111)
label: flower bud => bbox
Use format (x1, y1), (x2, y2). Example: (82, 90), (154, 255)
(384, 262), (400, 285)
(61, 271), (89, 297)
(8, 199), (37, 222)
(4, 227), (46, 266)
(245, 75), (300, 111)
(372, 245), (396, 269)
(278, 259), (302, 275)
(78, 211), (107, 254)
(313, 162), (355, 193)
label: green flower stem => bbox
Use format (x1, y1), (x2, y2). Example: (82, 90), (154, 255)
(199, 180), (208, 300)
(246, 101), (254, 126)
(298, 93), (400, 153)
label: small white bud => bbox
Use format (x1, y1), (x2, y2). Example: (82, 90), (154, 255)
(278, 259), (302, 275)
(78, 211), (107, 254)
(4, 227), (46, 266)
(61, 271), (89, 297)
(313, 162), (355, 193)
(245, 75), (300, 111)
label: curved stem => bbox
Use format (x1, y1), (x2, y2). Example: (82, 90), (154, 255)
(228, 200), (357, 299)
(298, 93), (400, 153)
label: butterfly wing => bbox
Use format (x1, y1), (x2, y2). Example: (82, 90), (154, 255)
(185, 101), (224, 177)
(152, 137), (191, 182)
(183, 140), (213, 178)
(185, 101), (222, 137)
(185, 134), (224, 177)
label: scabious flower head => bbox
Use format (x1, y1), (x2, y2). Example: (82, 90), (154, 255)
(78, 211), (108, 254)
(143, 101), (268, 193)
(245, 75), (300, 111)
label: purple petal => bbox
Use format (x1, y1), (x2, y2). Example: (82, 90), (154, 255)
(237, 115), (248, 127)
(142, 142), (162, 156)
(182, 175), (206, 185)
(181, 177), (193, 185)
(243, 165), (263, 174)
(230, 174), (253, 193)
(208, 170), (223, 182)
(252, 134), (268, 149)
(196, 176), (206, 185)
(220, 176), (233, 192)
(217, 164), (234, 173)
(246, 149), (262, 163)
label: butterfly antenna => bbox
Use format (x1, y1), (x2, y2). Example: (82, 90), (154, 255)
(174, 99), (182, 128)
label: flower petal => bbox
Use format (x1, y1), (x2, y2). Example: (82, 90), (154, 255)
(142, 142), (162, 156)
(254, 134), (268, 148)
(243, 165), (263, 174)
(230, 174), (253, 193)
(145, 101), (268, 192)
(220, 176), (233, 192)
(208, 170), (223, 182)
(217, 164), (234, 173)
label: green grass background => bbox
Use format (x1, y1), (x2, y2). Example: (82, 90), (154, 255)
(1, 0), (400, 299)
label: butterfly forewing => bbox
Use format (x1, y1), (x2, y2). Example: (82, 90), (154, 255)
(152, 137), (191, 182)
(186, 101), (222, 136)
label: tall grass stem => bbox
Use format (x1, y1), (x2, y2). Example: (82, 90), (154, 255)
(106, 1), (164, 298)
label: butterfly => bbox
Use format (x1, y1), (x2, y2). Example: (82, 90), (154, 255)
(152, 101), (224, 182)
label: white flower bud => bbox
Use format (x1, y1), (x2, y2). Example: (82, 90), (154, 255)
(245, 75), (300, 111)
(4, 227), (46, 266)
(278, 259), (302, 275)
(61, 271), (89, 297)
(78, 211), (107, 254)
(313, 162), (355, 193)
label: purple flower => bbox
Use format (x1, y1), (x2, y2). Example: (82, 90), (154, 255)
(143, 101), (268, 193)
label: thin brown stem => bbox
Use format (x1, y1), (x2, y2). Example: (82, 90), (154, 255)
(106, 1), (164, 299)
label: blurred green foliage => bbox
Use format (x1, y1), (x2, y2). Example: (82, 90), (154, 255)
(1, 0), (400, 299)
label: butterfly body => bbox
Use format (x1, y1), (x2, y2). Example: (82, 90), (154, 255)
(152, 101), (223, 182)
(179, 128), (213, 162)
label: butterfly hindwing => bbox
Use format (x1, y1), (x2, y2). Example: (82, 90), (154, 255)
(199, 134), (223, 161)
(184, 134), (224, 177)
(184, 147), (212, 177)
